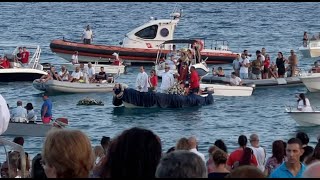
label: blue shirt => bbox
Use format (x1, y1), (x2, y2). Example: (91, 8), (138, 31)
(269, 162), (306, 178)
(41, 99), (52, 117)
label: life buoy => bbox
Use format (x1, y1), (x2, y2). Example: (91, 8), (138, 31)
(194, 40), (204, 52)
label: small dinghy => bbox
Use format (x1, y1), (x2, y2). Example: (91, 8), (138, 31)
(285, 106), (320, 126)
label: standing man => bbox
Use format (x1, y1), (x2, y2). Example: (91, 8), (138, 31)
(82, 25), (93, 44)
(11, 101), (27, 122)
(20, 47), (30, 67)
(71, 51), (79, 64)
(288, 50), (298, 77)
(41, 93), (52, 124)
(232, 54), (241, 77)
(160, 66), (174, 93)
(249, 134), (266, 172)
(189, 66), (200, 94)
(135, 66), (148, 92)
(239, 53), (250, 79)
(269, 138), (306, 178)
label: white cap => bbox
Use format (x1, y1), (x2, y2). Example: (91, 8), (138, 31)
(112, 52), (119, 57)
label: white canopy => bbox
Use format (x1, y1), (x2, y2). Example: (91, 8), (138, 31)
(0, 94), (10, 135)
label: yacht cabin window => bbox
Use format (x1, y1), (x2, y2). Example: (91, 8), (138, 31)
(135, 25), (158, 39)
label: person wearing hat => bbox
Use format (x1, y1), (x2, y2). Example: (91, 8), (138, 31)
(25, 102), (37, 123)
(41, 93), (52, 124)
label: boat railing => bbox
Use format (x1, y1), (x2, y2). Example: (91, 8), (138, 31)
(28, 45), (41, 69)
(0, 137), (26, 178)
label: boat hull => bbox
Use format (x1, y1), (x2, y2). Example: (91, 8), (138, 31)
(299, 41), (320, 58)
(2, 122), (52, 137)
(50, 40), (237, 65)
(59, 63), (126, 74)
(199, 84), (253, 96)
(0, 69), (47, 82)
(286, 111), (320, 126)
(299, 73), (320, 92)
(33, 79), (122, 93)
(201, 76), (302, 88)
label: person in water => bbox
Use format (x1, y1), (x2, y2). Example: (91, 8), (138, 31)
(297, 93), (313, 112)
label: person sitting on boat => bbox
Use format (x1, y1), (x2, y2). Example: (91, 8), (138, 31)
(189, 66), (200, 94)
(19, 47), (30, 67)
(58, 65), (70, 81)
(11, 100), (28, 123)
(82, 25), (93, 44)
(269, 61), (278, 78)
(160, 65), (175, 93)
(25, 102), (37, 123)
(135, 66), (148, 92)
(212, 67), (218, 76)
(217, 67), (225, 77)
(112, 52), (122, 66)
(297, 93), (313, 112)
(69, 66), (83, 82)
(95, 66), (107, 83)
(178, 62), (189, 85)
(230, 72), (243, 86)
(87, 62), (96, 83)
(148, 69), (158, 92)
(15, 47), (23, 63)
(310, 61), (320, 73)
(71, 51), (79, 65)
(0, 55), (10, 69)
(303, 32), (308, 47)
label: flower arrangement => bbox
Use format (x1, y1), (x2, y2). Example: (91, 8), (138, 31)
(77, 97), (104, 106)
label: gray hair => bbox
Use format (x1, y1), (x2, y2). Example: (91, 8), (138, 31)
(155, 150), (207, 178)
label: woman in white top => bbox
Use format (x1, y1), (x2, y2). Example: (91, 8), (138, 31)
(25, 103), (37, 122)
(297, 93), (313, 112)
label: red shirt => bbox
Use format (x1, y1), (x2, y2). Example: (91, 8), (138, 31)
(178, 66), (188, 83)
(264, 58), (270, 69)
(1, 59), (10, 68)
(227, 149), (258, 168)
(190, 70), (200, 89)
(149, 75), (158, 87)
(21, 51), (30, 64)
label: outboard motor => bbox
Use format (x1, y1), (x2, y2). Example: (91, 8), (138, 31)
(246, 83), (256, 93)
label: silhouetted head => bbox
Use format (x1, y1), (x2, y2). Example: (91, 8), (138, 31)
(238, 135), (247, 148)
(214, 139), (227, 153)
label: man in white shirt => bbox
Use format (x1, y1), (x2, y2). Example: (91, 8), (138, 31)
(188, 136), (206, 164)
(160, 66), (175, 93)
(135, 66), (148, 92)
(69, 66), (83, 82)
(249, 134), (266, 172)
(87, 62), (96, 83)
(239, 53), (250, 79)
(71, 51), (79, 64)
(58, 65), (70, 81)
(230, 72), (243, 86)
(82, 25), (93, 44)
(11, 101), (27, 122)
(232, 54), (241, 77)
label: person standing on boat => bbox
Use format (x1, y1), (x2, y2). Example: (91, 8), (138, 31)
(303, 32), (308, 47)
(239, 53), (250, 79)
(20, 47), (30, 67)
(276, 52), (287, 78)
(41, 93), (52, 124)
(296, 93), (313, 112)
(82, 25), (93, 44)
(288, 50), (298, 77)
(15, 47), (23, 63)
(112, 52), (122, 66)
(232, 54), (241, 77)
(71, 51), (79, 64)
(160, 66), (174, 93)
(11, 100), (27, 122)
(189, 66), (200, 94)
(135, 66), (148, 92)
(178, 62), (188, 85)
(148, 69), (158, 92)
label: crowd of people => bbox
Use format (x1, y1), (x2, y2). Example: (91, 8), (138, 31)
(1, 127), (320, 178)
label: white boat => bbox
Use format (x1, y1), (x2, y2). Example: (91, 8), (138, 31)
(32, 79), (127, 93)
(154, 39), (210, 78)
(200, 84), (254, 96)
(59, 61), (126, 75)
(0, 45), (47, 82)
(299, 73), (320, 92)
(2, 122), (52, 137)
(299, 39), (320, 58)
(285, 106), (320, 126)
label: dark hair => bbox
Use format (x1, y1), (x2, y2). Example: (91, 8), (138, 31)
(305, 142), (320, 165)
(278, 52), (283, 58)
(256, 50), (261, 54)
(272, 140), (285, 164)
(239, 147), (254, 166)
(238, 135), (247, 147)
(287, 138), (303, 147)
(298, 93), (307, 106)
(214, 139), (228, 153)
(100, 136), (111, 147)
(31, 154), (47, 179)
(13, 137), (24, 146)
(103, 127), (162, 178)
(166, 146), (175, 154)
(231, 72), (236, 76)
(296, 132), (309, 145)
(25, 103), (33, 110)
